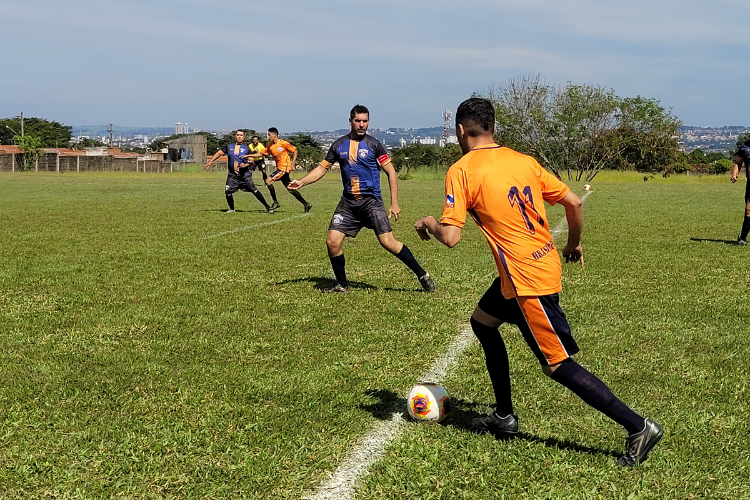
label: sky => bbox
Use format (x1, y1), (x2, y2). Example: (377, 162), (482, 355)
(2, 0), (749, 133)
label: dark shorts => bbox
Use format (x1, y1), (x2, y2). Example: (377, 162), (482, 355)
(269, 169), (291, 185)
(328, 195), (392, 237)
(478, 278), (579, 366)
(225, 171), (257, 194)
(250, 161), (266, 172)
(745, 180), (750, 204)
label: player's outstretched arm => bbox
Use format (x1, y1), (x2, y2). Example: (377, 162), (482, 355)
(288, 164), (328, 190)
(204, 151), (223, 170)
(381, 162), (401, 220)
(414, 216), (462, 248)
(559, 190), (584, 268)
(731, 159), (740, 183)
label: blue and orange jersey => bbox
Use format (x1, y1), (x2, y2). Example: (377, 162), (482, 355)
(319, 134), (392, 201)
(262, 139), (296, 172)
(219, 143), (252, 173)
(440, 145), (570, 298)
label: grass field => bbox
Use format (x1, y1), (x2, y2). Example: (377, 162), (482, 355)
(1, 170), (749, 499)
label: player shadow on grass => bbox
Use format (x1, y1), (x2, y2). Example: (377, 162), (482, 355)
(272, 276), (414, 292)
(690, 237), (741, 245)
(360, 389), (619, 458)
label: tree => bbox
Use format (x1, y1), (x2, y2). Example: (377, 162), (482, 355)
(0, 117), (71, 147)
(14, 135), (43, 171)
(485, 75), (683, 181)
(286, 133), (323, 171)
(735, 132), (750, 153)
(73, 138), (106, 150)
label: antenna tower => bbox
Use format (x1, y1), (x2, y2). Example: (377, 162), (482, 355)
(442, 109), (452, 145)
(107, 124), (114, 147)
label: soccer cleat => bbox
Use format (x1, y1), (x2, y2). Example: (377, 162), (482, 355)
(471, 412), (519, 437)
(322, 282), (348, 293)
(267, 208), (275, 214)
(419, 273), (436, 292)
(616, 418), (663, 467)
(304, 203), (313, 213)
(225, 209), (235, 213)
(270, 202), (281, 211)
(737, 236), (747, 246)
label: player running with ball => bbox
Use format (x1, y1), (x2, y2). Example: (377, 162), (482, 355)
(414, 98), (662, 466)
(289, 104), (435, 293)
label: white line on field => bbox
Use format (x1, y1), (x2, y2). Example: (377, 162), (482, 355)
(303, 328), (476, 500)
(200, 212), (312, 240)
(302, 189), (592, 500)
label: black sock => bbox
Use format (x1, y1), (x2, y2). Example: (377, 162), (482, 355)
(395, 244), (426, 278)
(226, 194), (234, 211)
(253, 190), (270, 209)
(288, 189), (308, 205)
(268, 184), (278, 203)
(470, 318), (514, 417)
(329, 254), (347, 287)
(741, 216), (750, 240)
(550, 359), (645, 434)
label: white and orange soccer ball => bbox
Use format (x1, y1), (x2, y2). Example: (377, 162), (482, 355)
(407, 383), (450, 423)
(583, 184), (592, 191)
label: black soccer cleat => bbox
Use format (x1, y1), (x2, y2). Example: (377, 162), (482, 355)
(471, 412), (519, 437)
(269, 202), (281, 211)
(616, 418), (663, 466)
(304, 203), (313, 213)
(322, 282), (348, 293)
(418, 273), (436, 292)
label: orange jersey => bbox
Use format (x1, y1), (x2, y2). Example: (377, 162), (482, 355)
(440, 145), (570, 299)
(263, 139), (296, 172)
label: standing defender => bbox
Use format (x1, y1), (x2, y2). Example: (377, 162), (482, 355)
(289, 104), (435, 293)
(204, 130), (272, 213)
(414, 98), (662, 466)
(731, 140), (750, 245)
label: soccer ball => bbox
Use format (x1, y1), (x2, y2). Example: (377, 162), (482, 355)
(407, 383), (450, 423)
(583, 184), (592, 191)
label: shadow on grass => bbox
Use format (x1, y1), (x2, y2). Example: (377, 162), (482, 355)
(360, 388), (619, 458)
(690, 237), (741, 245)
(272, 276), (414, 292)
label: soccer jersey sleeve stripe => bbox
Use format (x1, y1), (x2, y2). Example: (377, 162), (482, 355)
(319, 159), (333, 170)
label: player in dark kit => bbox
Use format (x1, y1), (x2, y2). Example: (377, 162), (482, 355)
(204, 130), (273, 213)
(289, 104), (435, 293)
(249, 135), (280, 210)
(730, 140), (750, 245)
(414, 98), (662, 466)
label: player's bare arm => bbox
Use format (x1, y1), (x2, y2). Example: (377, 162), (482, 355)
(288, 164), (328, 190)
(559, 190), (584, 268)
(414, 216), (462, 248)
(381, 161), (400, 220)
(731, 158), (740, 183)
(204, 151), (224, 170)
(290, 149), (298, 171)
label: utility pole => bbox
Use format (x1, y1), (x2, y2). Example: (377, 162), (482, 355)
(20, 112), (24, 137)
(107, 124), (113, 147)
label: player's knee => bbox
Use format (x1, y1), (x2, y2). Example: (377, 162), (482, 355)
(326, 237), (342, 254)
(542, 361), (564, 377)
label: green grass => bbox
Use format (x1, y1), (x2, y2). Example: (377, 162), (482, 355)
(1, 171), (748, 499)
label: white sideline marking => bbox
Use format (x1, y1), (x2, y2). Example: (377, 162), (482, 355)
(303, 328), (476, 500)
(303, 189), (592, 500)
(200, 213), (312, 240)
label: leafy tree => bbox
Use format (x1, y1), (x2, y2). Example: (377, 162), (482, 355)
(14, 135), (43, 171)
(286, 133), (323, 171)
(735, 132), (750, 154)
(687, 148), (708, 164)
(485, 75), (683, 181)
(0, 117), (71, 147)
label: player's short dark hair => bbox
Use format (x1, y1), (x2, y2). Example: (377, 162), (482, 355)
(268, 127), (279, 134)
(251, 135), (259, 140)
(744, 140), (750, 147)
(350, 104), (369, 120)
(234, 129), (245, 135)
(456, 98), (495, 137)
